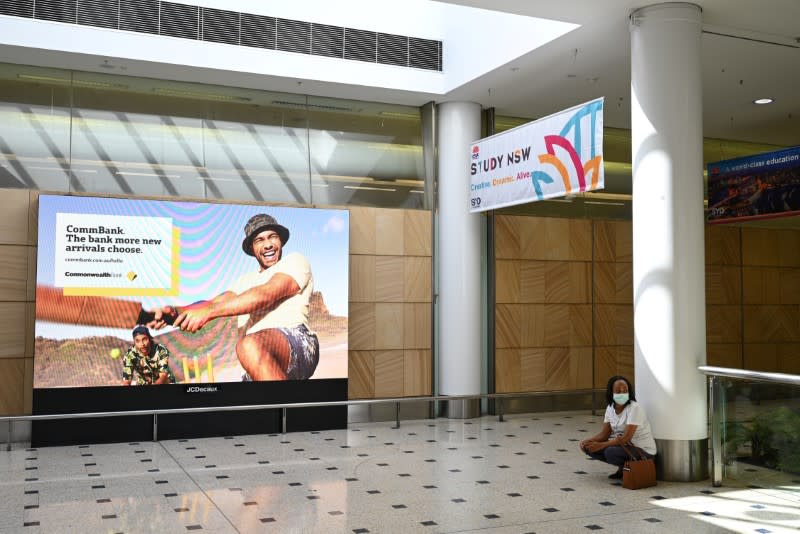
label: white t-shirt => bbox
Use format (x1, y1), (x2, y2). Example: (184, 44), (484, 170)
(231, 252), (313, 335)
(604, 401), (657, 455)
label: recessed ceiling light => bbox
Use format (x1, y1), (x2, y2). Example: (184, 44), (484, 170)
(753, 98), (774, 105)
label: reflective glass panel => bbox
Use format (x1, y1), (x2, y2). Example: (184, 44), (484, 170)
(0, 64), (72, 191)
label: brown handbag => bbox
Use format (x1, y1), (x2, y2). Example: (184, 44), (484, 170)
(619, 443), (656, 490)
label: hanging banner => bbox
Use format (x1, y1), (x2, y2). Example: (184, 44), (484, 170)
(707, 146), (800, 224)
(469, 97), (604, 212)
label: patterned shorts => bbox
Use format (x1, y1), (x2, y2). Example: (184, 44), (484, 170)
(241, 324), (319, 381)
(281, 324), (320, 380)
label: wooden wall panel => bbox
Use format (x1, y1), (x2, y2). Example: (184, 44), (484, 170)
(743, 344), (778, 372)
(375, 257), (404, 302)
(375, 210), (405, 256)
(349, 303), (375, 351)
(403, 349), (431, 396)
(742, 267), (781, 305)
(349, 255), (375, 302)
(594, 347), (616, 388)
(595, 262), (615, 303)
(781, 269), (800, 304)
(778, 345), (800, 374)
(24, 303), (35, 359)
(374, 350), (404, 398)
(706, 305), (742, 344)
(519, 348), (545, 390)
(496, 348), (521, 393)
(594, 221), (615, 262)
(495, 216), (520, 259)
(570, 347), (593, 389)
(705, 225), (740, 265)
(496, 304), (521, 349)
(404, 210), (431, 257)
(24, 358), (33, 414)
(0, 358), (25, 415)
(349, 206), (376, 255)
(617, 345), (634, 380)
(403, 303), (431, 349)
(347, 206), (433, 399)
(615, 262), (633, 303)
(0, 245), (29, 302)
(0, 302), (27, 358)
(403, 256), (431, 302)
(544, 262), (570, 303)
(743, 305), (800, 343)
(374, 303), (404, 350)
(706, 265), (741, 305)
(542, 304), (570, 346)
(496, 215), (797, 394)
(707, 343), (742, 368)
(543, 218), (571, 260)
(518, 217), (547, 260)
(0, 188), (30, 246)
(519, 261), (545, 303)
(496, 260), (520, 304)
(348, 351), (375, 399)
(742, 228), (780, 266)
(614, 221), (632, 262)
(569, 220), (593, 261)
(778, 229), (800, 267)
(569, 305), (592, 346)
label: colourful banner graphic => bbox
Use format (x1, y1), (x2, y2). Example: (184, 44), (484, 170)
(35, 195), (349, 388)
(470, 97), (604, 212)
(707, 146), (800, 224)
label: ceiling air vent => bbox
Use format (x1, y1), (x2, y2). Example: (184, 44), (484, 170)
(35, 0), (76, 24)
(0, 0), (443, 72)
(78, 0), (119, 29)
(0, 0), (33, 18)
(378, 33), (408, 67)
(409, 37), (440, 71)
(311, 23), (343, 58)
(160, 1), (198, 40)
(119, 0), (158, 35)
(345, 28), (376, 63)
(201, 7), (238, 46)
(240, 13), (276, 50)
(277, 18), (311, 55)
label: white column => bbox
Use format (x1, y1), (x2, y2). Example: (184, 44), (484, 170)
(630, 3), (707, 481)
(437, 102), (482, 415)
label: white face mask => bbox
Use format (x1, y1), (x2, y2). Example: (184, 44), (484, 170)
(613, 393), (629, 405)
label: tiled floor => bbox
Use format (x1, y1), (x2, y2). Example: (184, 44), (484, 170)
(2, 411), (799, 533)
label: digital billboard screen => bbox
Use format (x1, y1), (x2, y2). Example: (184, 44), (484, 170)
(34, 194), (349, 390)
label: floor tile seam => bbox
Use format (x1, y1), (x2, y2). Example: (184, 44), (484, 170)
(156, 441), (242, 534)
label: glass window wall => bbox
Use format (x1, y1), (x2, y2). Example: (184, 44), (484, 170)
(0, 62), (425, 209)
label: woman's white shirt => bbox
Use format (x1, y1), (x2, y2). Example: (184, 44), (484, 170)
(603, 401), (657, 455)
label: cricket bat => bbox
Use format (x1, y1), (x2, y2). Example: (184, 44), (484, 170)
(36, 285), (175, 328)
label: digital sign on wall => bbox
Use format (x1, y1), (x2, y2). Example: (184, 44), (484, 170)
(707, 146), (800, 223)
(34, 194), (349, 389)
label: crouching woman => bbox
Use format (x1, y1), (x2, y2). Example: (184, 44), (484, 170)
(579, 375), (657, 479)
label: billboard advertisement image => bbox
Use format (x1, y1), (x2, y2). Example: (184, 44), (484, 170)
(707, 146), (800, 223)
(34, 194), (349, 389)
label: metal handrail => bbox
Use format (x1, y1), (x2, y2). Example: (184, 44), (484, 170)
(699, 366), (800, 386)
(699, 365), (800, 487)
(2, 388), (601, 450)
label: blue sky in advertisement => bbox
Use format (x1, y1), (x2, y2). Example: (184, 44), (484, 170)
(37, 195), (349, 338)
